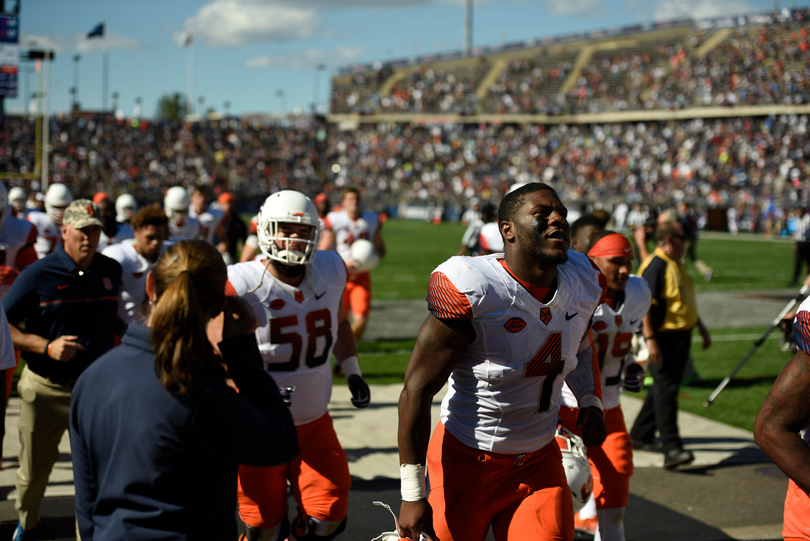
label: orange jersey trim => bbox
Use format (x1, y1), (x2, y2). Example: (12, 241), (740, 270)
(428, 271), (472, 320)
(499, 259), (551, 303)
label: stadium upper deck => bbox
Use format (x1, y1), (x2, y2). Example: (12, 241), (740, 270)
(329, 8), (810, 122)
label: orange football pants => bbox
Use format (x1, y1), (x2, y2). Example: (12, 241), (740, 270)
(427, 422), (574, 541)
(343, 271), (371, 319)
(784, 478), (810, 540)
(237, 412), (351, 529)
(558, 405), (633, 509)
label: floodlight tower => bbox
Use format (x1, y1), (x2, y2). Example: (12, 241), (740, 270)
(464, 0), (473, 57)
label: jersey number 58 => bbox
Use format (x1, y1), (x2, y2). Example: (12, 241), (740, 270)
(267, 309), (333, 371)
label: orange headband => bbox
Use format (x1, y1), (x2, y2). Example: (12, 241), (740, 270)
(588, 233), (633, 259)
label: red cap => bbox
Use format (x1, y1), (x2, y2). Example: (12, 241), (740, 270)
(93, 192), (110, 204)
(314, 193), (329, 204)
(218, 192), (234, 205)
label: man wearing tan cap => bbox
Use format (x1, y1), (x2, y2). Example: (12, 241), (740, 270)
(4, 199), (122, 541)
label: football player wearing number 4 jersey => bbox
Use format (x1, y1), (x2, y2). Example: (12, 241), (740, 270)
(226, 190), (370, 541)
(559, 231), (651, 541)
(398, 183), (608, 541)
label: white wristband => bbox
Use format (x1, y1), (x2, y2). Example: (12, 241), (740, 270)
(340, 356), (362, 378)
(578, 394), (604, 412)
(400, 463), (427, 502)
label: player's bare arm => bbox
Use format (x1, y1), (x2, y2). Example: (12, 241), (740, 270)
(568, 328), (607, 447)
(754, 348), (810, 492)
(397, 313), (473, 540)
(333, 301), (371, 407)
(373, 227), (386, 259)
(8, 325), (84, 362)
(641, 312), (661, 365)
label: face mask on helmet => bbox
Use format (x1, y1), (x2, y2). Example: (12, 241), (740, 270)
(555, 426), (593, 513)
(257, 191), (320, 266)
(44, 184), (74, 225)
(8, 187), (25, 211)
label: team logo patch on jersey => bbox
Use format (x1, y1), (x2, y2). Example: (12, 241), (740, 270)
(615, 315), (623, 327)
(103, 278), (112, 291)
(294, 291), (304, 303)
(540, 307), (552, 325)
(504, 317), (527, 333)
(269, 299), (286, 310)
(592, 321), (608, 332)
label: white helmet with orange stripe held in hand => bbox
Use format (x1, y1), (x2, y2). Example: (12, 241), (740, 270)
(555, 425), (593, 512)
(371, 501), (433, 541)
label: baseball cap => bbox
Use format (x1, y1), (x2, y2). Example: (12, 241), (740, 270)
(93, 192), (110, 204)
(63, 199), (104, 229)
(218, 192), (234, 205)
(314, 193), (329, 204)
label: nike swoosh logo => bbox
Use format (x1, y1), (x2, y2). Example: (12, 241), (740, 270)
(565, 312), (577, 320)
(314, 291), (326, 300)
(629, 318), (639, 325)
(58, 284), (69, 290)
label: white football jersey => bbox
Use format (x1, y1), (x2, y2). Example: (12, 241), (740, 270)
(478, 222), (504, 253)
(190, 206), (223, 244)
(227, 250), (348, 425)
(102, 239), (154, 324)
(97, 223), (134, 252)
(324, 210), (380, 272)
(0, 215), (38, 298)
(430, 252), (605, 454)
(562, 275), (651, 410)
(169, 216), (201, 241)
(27, 211), (62, 259)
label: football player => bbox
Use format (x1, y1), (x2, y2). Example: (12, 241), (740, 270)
(96, 196), (134, 251)
(226, 190), (371, 541)
(102, 205), (168, 326)
(189, 184), (224, 245)
(320, 187), (386, 342)
(8, 187), (28, 219)
(27, 183), (73, 259)
(164, 186), (200, 241)
(755, 293), (810, 541)
(398, 182), (607, 541)
(115, 194), (138, 226)
(559, 231), (650, 541)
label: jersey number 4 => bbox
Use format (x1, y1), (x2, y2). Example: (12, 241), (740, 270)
(522, 332), (564, 414)
(267, 309), (333, 371)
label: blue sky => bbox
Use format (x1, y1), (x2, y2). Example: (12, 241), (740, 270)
(7, 0), (810, 118)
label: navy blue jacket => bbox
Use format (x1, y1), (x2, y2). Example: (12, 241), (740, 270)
(4, 247), (122, 384)
(69, 324), (299, 540)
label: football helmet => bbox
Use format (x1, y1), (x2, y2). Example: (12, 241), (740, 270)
(257, 190), (319, 266)
(371, 501), (433, 541)
(116, 193), (138, 223)
(555, 425), (593, 512)
(8, 187), (25, 212)
(164, 186), (190, 228)
(44, 183), (73, 225)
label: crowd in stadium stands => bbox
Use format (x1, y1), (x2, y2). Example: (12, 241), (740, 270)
(330, 64), (393, 115)
(5, 110), (810, 239)
(330, 8), (810, 115)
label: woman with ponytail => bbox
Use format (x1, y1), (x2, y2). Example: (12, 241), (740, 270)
(69, 240), (299, 540)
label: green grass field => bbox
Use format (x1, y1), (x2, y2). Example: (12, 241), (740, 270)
(360, 220), (800, 432)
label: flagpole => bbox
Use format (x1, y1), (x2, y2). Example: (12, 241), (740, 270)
(188, 37), (194, 116)
(42, 33), (50, 192)
(103, 15), (108, 110)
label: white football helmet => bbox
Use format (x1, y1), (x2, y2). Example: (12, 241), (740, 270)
(371, 501), (433, 541)
(257, 190), (319, 266)
(556, 426), (593, 512)
(44, 183), (74, 225)
(8, 187), (25, 212)
(116, 193), (138, 223)
(164, 186), (190, 228)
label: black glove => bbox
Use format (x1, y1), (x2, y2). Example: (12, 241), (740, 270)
(623, 363), (645, 393)
(278, 386), (295, 408)
(347, 374), (370, 408)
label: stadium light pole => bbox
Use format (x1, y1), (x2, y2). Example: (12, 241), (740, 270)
(223, 100), (231, 117)
(465, 0), (473, 57)
(72, 54), (80, 110)
(312, 63), (326, 113)
(134, 96), (142, 117)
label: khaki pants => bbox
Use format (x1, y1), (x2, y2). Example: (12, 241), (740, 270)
(15, 366), (72, 529)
